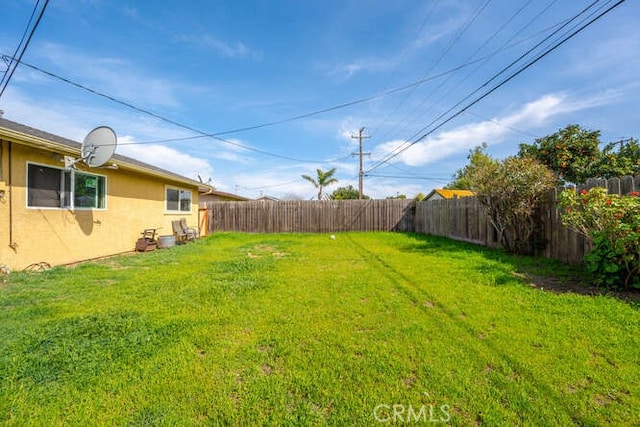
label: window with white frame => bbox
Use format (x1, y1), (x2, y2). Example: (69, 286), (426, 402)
(165, 186), (192, 213)
(27, 163), (106, 209)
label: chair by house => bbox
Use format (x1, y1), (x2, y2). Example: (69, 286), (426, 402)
(136, 228), (158, 251)
(180, 217), (199, 239)
(172, 220), (194, 244)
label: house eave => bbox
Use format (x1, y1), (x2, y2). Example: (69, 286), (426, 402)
(0, 121), (200, 189)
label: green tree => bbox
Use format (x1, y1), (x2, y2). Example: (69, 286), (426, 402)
(301, 168), (339, 200)
(386, 194), (406, 199)
(465, 155), (556, 254)
(448, 143), (494, 190)
(519, 125), (640, 183)
(331, 185), (369, 200)
(594, 138), (640, 178)
(518, 125), (601, 184)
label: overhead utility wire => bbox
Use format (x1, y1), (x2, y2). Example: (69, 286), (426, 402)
(1, 55), (335, 164)
(0, 0), (50, 98)
(369, 0), (611, 170)
(405, 0), (613, 145)
(373, 0), (493, 143)
(237, 179), (302, 191)
(462, 110), (541, 138)
(154, 19), (558, 145)
(364, 0), (442, 138)
(414, 0), (555, 140)
(365, 174), (450, 182)
(4, 55), (475, 152)
(367, 0), (626, 173)
(6, 25), (566, 148)
(378, 0), (441, 93)
(373, 0), (601, 168)
(0, 0), (40, 89)
(402, 0), (607, 145)
(378, 0), (539, 144)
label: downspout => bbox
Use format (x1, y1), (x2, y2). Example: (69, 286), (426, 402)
(8, 140), (16, 251)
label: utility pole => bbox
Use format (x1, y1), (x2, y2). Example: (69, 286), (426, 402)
(351, 127), (371, 199)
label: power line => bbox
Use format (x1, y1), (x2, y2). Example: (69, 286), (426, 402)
(378, 1), (441, 94)
(372, 0), (493, 143)
(367, 0), (624, 173)
(236, 179), (302, 191)
(365, 174), (450, 182)
(461, 110), (541, 139)
(376, 0), (543, 145)
(402, 0), (607, 146)
(0, 1), (41, 89)
(0, 0), (50, 98)
(3, 24), (569, 148)
(374, 0), (598, 168)
(0, 54), (349, 163)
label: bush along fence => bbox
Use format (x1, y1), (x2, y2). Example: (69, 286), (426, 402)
(205, 199), (415, 233)
(414, 190), (589, 264)
(416, 175), (640, 266)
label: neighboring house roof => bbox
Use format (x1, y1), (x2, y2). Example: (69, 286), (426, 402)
(0, 117), (201, 188)
(257, 195), (279, 202)
(199, 188), (250, 201)
(424, 188), (475, 201)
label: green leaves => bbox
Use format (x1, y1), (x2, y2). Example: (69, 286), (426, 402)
(559, 187), (640, 289)
(461, 149), (556, 254)
(302, 167), (339, 200)
(518, 125), (640, 184)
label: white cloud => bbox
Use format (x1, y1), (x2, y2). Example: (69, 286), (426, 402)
(117, 135), (214, 181)
(1, 86), (252, 182)
(175, 33), (262, 60)
(121, 6), (140, 20)
(206, 138), (254, 164)
(328, 57), (394, 80)
(412, 15), (466, 49)
(371, 91), (617, 167)
(33, 43), (186, 108)
(0, 87), (91, 139)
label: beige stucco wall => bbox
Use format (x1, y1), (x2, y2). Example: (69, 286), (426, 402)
(0, 140), (199, 271)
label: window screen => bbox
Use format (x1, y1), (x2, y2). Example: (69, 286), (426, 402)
(27, 164), (105, 209)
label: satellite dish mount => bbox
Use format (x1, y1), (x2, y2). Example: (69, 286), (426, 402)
(65, 126), (117, 169)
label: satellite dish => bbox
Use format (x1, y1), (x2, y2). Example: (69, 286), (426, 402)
(81, 126), (117, 168)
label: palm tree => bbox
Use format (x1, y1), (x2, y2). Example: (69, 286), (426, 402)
(301, 168), (338, 200)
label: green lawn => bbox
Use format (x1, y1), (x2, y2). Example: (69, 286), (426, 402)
(0, 232), (638, 425)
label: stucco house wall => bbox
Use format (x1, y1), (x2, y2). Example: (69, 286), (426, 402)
(0, 118), (200, 270)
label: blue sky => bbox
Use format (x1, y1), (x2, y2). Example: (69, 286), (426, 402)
(1, 0), (638, 199)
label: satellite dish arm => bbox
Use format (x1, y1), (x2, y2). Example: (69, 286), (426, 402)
(82, 145), (97, 165)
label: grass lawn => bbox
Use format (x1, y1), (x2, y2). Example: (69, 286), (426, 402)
(0, 232), (638, 425)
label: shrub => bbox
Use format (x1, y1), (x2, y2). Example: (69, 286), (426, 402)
(558, 187), (640, 289)
(467, 156), (556, 254)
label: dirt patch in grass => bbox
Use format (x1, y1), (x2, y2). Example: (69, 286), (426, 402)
(517, 269), (640, 304)
(261, 364), (274, 375)
(246, 244), (289, 259)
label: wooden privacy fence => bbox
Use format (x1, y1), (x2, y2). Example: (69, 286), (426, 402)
(414, 194), (589, 264)
(415, 175), (640, 264)
(206, 199), (415, 233)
